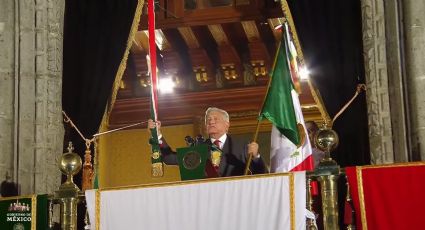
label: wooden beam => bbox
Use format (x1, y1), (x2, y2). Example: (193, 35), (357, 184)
(109, 80), (317, 129)
(139, 6), (283, 30)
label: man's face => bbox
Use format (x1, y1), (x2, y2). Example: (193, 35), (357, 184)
(206, 111), (229, 139)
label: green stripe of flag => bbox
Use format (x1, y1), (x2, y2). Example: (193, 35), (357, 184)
(259, 38), (300, 146)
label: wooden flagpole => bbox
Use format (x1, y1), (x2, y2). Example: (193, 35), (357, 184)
(244, 42), (283, 175)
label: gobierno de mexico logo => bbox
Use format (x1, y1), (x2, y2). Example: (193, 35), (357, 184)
(6, 200), (32, 222)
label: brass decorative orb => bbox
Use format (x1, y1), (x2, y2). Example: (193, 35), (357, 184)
(59, 142), (82, 176)
(59, 152), (82, 176)
(315, 128), (339, 153)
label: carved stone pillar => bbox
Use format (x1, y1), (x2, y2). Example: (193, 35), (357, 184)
(0, 0), (64, 195)
(360, 0), (395, 164)
(361, 0), (425, 163)
(0, 0), (15, 185)
(33, 0), (65, 194)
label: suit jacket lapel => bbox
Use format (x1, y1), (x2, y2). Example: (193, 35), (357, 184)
(205, 138), (212, 158)
(219, 135), (231, 176)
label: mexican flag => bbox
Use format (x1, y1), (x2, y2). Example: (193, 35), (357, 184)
(259, 24), (313, 173)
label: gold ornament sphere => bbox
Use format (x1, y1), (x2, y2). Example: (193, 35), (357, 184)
(315, 128), (339, 152)
(59, 152), (82, 176)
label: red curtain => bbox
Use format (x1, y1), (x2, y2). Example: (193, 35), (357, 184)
(346, 163), (425, 230)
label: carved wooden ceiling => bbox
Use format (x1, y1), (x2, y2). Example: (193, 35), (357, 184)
(109, 0), (324, 129)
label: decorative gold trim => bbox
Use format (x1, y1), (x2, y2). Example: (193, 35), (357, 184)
(360, 161), (425, 169)
(93, 137), (99, 189)
(289, 173), (295, 230)
(0, 194), (34, 201)
(356, 167), (368, 230)
(95, 190), (101, 230)
(31, 195), (36, 230)
(101, 172), (293, 191)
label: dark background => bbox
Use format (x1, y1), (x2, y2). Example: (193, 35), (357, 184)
(288, 0), (370, 167)
(62, 0), (138, 228)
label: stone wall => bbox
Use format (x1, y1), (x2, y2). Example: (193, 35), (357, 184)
(0, 0), (64, 195)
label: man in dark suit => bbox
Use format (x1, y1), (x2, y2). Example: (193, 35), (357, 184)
(148, 107), (266, 177)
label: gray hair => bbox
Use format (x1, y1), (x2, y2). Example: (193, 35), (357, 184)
(205, 107), (229, 123)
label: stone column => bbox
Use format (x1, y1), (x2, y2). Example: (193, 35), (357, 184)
(18, 0), (37, 195)
(383, 0), (410, 162)
(0, 0), (15, 184)
(33, 0), (66, 194)
(0, 0), (64, 195)
(402, 0), (425, 161)
(360, 0), (395, 164)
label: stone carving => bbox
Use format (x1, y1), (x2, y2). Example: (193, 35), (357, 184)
(33, 0), (65, 194)
(361, 0), (394, 164)
(0, 0), (65, 195)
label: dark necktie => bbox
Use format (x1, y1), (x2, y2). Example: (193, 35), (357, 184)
(213, 139), (221, 149)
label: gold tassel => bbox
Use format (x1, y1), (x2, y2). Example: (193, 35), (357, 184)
(82, 141), (94, 191)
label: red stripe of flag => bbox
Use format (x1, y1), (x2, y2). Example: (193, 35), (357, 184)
(148, 0), (158, 121)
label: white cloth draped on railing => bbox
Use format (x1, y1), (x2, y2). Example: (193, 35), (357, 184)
(86, 172), (306, 230)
